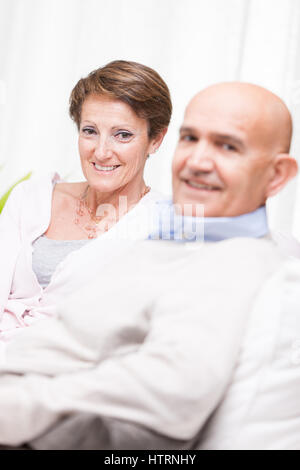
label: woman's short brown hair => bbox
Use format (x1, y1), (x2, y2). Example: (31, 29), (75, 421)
(69, 60), (172, 138)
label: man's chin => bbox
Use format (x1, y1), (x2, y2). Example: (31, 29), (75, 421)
(172, 187), (222, 217)
(172, 198), (227, 217)
(172, 201), (204, 217)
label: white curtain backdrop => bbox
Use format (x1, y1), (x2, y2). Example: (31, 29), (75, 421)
(0, 0), (300, 237)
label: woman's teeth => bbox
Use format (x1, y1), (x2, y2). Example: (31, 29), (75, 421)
(94, 164), (119, 171)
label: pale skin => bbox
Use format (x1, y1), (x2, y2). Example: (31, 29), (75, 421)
(172, 82), (297, 217)
(45, 94), (166, 240)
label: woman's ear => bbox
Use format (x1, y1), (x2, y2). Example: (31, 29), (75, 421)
(266, 153), (298, 198)
(149, 128), (168, 154)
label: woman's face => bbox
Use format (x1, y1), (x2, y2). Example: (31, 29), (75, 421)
(78, 94), (158, 197)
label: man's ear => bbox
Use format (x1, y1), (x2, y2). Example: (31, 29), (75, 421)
(148, 128), (168, 154)
(266, 153), (298, 198)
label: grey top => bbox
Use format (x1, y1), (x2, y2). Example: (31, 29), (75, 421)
(32, 235), (90, 289)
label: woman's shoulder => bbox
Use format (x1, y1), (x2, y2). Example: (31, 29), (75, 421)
(11, 172), (60, 196)
(2, 172), (56, 208)
(0, 173), (59, 225)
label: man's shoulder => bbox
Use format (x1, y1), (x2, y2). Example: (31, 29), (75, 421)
(270, 230), (300, 258)
(175, 237), (285, 296)
(132, 236), (280, 260)
(198, 236), (281, 262)
(128, 237), (284, 285)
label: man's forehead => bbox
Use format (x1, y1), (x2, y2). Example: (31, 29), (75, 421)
(182, 92), (266, 142)
(181, 111), (249, 139)
(186, 90), (256, 121)
(183, 83), (293, 153)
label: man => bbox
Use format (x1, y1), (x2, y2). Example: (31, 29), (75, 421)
(173, 82), (294, 217)
(0, 82), (299, 450)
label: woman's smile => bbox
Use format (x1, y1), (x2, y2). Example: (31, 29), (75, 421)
(92, 162), (121, 174)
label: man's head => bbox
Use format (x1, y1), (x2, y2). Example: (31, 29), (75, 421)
(172, 82), (297, 217)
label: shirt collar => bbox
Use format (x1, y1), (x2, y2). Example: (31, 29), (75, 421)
(148, 201), (268, 242)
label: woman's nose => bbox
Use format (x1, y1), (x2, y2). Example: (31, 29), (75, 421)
(94, 136), (113, 160)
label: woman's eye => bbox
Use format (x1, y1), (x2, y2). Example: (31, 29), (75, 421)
(82, 127), (96, 136)
(180, 135), (197, 142)
(115, 131), (133, 140)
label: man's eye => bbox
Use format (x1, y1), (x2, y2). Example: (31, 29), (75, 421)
(115, 131), (133, 140)
(221, 143), (237, 152)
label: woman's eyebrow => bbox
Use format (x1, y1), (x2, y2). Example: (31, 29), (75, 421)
(179, 126), (197, 134)
(80, 120), (96, 125)
(111, 125), (134, 131)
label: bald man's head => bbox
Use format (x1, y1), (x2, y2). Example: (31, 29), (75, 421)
(172, 82), (297, 217)
(192, 82), (293, 153)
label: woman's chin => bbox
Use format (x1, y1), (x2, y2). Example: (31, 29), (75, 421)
(87, 181), (120, 194)
(84, 172), (118, 192)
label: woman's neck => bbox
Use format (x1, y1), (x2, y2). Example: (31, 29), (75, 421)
(84, 179), (149, 218)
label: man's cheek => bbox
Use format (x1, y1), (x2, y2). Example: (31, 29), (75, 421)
(171, 158), (180, 175)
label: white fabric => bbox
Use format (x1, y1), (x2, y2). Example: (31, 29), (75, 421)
(198, 259), (300, 450)
(271, 230), (300, 258)
(0, 172), (166, 340)
(0, 237), (295, 448)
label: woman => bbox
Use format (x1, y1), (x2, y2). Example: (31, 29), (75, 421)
(0, 60), (172, 341)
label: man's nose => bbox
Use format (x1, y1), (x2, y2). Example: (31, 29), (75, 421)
(186, 141), (215, 172)
(94, 135), (113, 161)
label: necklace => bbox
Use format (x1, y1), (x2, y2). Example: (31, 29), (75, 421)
(74, 184), (151, 239)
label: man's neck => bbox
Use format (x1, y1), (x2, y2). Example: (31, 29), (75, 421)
(149, 203), (268, 242)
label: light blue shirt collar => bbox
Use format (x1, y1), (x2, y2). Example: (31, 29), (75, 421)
(148, 201), (268, 242)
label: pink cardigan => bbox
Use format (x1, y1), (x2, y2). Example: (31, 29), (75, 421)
(0, 173), (165, 341)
